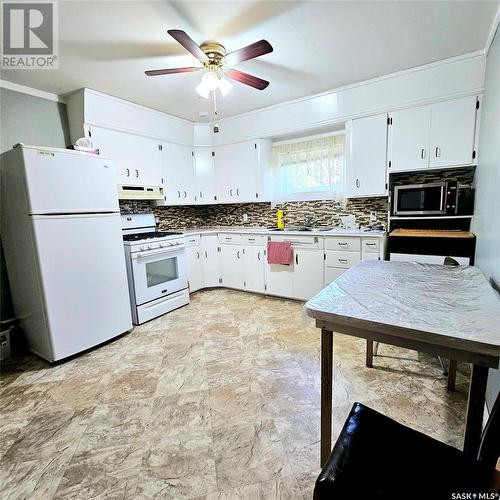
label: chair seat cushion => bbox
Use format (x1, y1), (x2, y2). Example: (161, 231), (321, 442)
(315, 403), (494, 500)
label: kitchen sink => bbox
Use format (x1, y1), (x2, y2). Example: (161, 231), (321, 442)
(265, 226), (333, 232)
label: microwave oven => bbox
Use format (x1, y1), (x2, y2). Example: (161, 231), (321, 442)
(393, 181), (474, 216)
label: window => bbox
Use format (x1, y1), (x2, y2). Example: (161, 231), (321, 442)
(271, 133), (345, 203)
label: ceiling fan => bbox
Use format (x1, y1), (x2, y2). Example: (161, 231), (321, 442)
(145, 30), (273, 98)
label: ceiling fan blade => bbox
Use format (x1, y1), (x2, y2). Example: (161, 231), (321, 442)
(225, 69), (269, 90)
(224, 40), (273, 66)
(145, 67), (200, 76)
(167, 29), (208, 62)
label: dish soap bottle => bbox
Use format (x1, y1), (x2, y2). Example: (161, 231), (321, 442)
(277, 209), (285, 230)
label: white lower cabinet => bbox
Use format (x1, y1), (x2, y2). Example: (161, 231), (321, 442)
(220, 245), (244, 289)
(292, 249), (324, 300)
(265, 262), (294, 298)
(324, 267), (346, 284)
(201, 235), (220, 287)
(185, 232), (384, 299)
(324, 237), (361, 286)
(186, 245), (203, 292)
(243, 246), (266, 293)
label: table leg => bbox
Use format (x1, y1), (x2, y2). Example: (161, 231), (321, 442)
(366, 339), (373, 368)
(463, 364), (488, 458)
(321, 328), (333, 466)
(447, 359), (457, 391)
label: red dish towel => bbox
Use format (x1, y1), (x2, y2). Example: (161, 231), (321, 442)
(267, 241), (293, 265)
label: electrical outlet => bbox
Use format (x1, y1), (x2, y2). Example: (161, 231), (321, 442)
(369, 212), (377, 222)
(242, 213), (248, 223)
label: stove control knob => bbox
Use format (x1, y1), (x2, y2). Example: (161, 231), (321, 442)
(169, 242), (174, 246)
(146, 244), (152, 250)
(140, 245), (146, 251)
(160, 242), (166, 248)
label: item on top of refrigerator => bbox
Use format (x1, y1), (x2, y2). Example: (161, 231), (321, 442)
(72, 137), (99, 155)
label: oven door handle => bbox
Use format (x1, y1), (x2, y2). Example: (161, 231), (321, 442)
(132, 247), (185, 259)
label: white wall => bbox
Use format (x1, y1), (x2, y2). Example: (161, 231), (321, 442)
(212, 52), (485, 145)
(472, 27), (500, 413)
(473, 33), (500, 284)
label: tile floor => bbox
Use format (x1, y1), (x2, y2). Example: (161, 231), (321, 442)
(0, 289), (470, 499)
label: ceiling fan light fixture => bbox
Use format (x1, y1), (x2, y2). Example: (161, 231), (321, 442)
(202, 70), (220, 91)
(195, 80), (211, 99)
(218, 77), (233, 97)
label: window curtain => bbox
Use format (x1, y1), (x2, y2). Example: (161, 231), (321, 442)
(271, 134), (345, 204)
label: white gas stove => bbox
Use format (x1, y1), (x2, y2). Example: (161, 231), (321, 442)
(122, 214), (189, 325)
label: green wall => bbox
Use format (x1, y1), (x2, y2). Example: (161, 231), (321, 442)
(0, 87), (70, 322)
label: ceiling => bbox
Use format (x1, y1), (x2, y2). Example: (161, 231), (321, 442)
(2, 1), (498, 122)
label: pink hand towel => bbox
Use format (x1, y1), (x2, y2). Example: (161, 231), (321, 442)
(267, 241), (293, 265)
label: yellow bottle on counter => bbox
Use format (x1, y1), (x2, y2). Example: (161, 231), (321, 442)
(277, 210), (284, 229)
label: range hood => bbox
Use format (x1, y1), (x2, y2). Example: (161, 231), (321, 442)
(117, 185), (164, 201)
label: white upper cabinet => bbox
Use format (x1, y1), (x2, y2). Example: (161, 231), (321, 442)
(214, 140), (271, 203)
(388, 95), (478, 172)
(347, 113), (388, 198)
(89, 125), (162, 186)
(194, 147), (217, 204)
(160, 143), (196, 205)
(388, 106), (431, 172)
(428, 95), (477, 168)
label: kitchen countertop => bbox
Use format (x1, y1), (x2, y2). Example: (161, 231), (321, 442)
(177, 226), (386, 238)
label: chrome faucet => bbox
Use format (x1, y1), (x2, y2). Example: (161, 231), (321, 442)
(304, 216), (314, 228)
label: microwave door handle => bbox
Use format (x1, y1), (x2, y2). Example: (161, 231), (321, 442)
(440, 186), (446, 213)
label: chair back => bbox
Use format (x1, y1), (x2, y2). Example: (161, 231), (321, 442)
(478, 388), (500, 469)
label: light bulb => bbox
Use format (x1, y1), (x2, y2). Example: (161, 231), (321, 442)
(202, 71), (220, 91)
(195, 80), (210, 99)
(218, 77), (233, 97)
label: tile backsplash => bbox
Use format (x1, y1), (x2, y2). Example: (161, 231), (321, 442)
(119, 197), (389, 230)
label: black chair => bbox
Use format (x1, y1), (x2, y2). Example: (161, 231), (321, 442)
(314, 394), (500, 499)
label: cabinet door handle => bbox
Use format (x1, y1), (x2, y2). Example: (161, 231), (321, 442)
(237, 250), (240, 259)
(199, 191), (202, 198)
(338, 258), (348, 263)
(421, 148), (426, 159)
(338, 242), (348, 246)
(177, 191), (181, 198)
(126, 168), (130, 177)
(295, 253), (299, 265)
(435, 146), (441, 158)
(135, 169), (139, 178)
(196, 251), (200, 259)
(257, 252), (261, 260)
(230, 189), (233, 196)
(356, 179), (360, 188)
(366, 242), (376, 246)
(205, 250), (208, 258)
(236, 188), (240, 196)
(184, 191), (187, 198)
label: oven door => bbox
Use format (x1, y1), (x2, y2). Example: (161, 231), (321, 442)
(394, 184), (445, 216)
(131, 247), (188, 305)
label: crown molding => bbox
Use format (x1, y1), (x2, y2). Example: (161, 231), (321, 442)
(485, 4), (500, 56)
(0, 79), (64, 102)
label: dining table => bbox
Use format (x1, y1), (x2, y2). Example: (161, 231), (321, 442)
(304, 260), (500, 466)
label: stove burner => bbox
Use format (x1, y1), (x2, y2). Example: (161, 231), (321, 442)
(123, 231), (183, 242)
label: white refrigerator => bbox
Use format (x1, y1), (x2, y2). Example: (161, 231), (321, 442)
(1, 144), (132, 362)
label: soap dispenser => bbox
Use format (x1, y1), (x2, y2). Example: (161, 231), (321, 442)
(277, 209), (284, 230)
